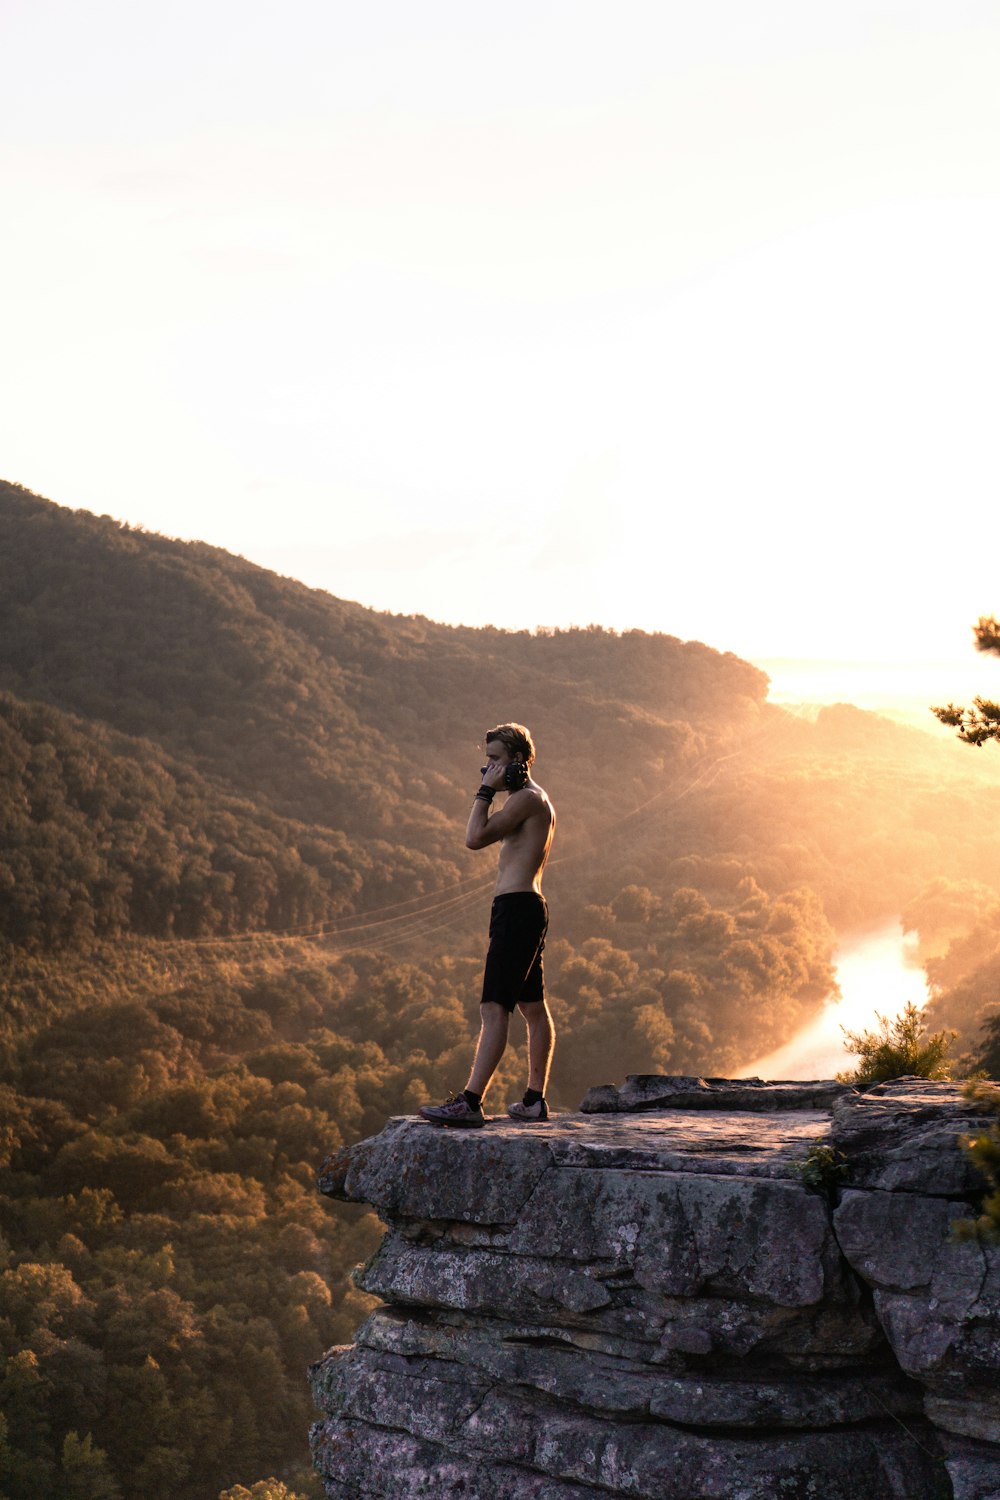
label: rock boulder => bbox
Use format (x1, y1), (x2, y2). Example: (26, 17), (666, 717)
(311, 1079), (999, 1500)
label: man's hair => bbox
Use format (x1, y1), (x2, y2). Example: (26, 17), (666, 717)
(484, 723), (536, 765)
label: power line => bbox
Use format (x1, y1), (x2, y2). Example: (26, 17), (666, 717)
(156, 703), (810, 962)
(157, 873), (494, 951)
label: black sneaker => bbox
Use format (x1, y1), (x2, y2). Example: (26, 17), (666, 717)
(507, 1097), (549, 1122)
(418, 1093), (486, 1128)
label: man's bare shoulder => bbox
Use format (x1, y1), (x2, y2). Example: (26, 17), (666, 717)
(520, 784), (555, 820)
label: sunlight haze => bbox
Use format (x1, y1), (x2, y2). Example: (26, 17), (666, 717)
(5, 16), (1000, 1485)
(3, 1), (999, 703)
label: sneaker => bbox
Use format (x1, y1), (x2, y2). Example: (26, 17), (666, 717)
(507, 1097), (549, 1122)
(418, 1092), (486, 1128)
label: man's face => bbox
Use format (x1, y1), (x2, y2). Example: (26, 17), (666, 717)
(482, 738), (527, 788)
(483, 738), (514, 770)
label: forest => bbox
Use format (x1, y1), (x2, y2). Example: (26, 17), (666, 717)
(1, 480), (999, 1498)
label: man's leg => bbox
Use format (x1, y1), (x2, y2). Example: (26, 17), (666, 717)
(465, 1001), (511, 1098)
(519, 998), (555, 1095)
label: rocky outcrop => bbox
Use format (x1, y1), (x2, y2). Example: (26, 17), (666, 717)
(310, 1079), (1000, 1500)
(579, 1075), (853, 1114)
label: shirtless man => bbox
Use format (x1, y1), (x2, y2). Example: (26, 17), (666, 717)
(419, 723), (556, 1128)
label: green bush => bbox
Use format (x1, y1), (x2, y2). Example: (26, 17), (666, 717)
(836, 1002), (956, 1085)
(793, 1139), (849, 1191)
(218, 1480), (315, 1500)
(953, 1082), (1000, 1244)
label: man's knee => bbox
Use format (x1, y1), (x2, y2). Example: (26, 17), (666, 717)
(519, 999), (553, 1029)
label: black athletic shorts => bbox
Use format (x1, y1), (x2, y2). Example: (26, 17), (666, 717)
(481, 892), (549, 1011)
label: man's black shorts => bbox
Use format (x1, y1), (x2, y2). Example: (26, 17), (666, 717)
(481, 891), (549, 1012)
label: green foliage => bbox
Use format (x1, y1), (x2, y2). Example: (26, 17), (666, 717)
(836, 1002), (956, 1085)
(953, 1082), (1000, 1244)
(0, 944), (389, 1500)
(59, 1431), (122, 1500)
(932, 615), (1000, 745)
(975, 1010), (1000, 1078)
(0, 480), (763, 877)
(0, 903), (851, 1498)
(6, 484), (1000, 1496)
(921, 615), (1000, 1059)
(793, 1139), (849, 1191)
(0, 689), (444, 948)
(931, 697), (1000, 746)
(917, 915), (1000, 1061)
(5, 478), (1000, 963)
(218, 1481), (315, 1500)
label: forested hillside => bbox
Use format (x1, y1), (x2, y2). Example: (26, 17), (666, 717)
(2, 479), (1000, 1498)
(0, 480), (761, 848)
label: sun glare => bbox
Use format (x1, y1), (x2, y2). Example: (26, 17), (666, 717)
(755, 655), (997, 729)
(745, 924), (931, 1080)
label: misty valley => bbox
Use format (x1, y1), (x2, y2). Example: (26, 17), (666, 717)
(1, 481), (999, 1499)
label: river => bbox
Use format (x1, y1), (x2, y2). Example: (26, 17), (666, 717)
(742, 920), (930, 1080)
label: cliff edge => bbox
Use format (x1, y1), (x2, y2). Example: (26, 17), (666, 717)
(311, 1079), (1000, 1500)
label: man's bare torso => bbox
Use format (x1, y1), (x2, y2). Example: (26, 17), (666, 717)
(494, 782), (555, 896)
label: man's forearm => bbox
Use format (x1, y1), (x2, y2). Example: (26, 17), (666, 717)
(466, 781), (495, 849)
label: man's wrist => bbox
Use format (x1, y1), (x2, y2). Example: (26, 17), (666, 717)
(475, 786), (495, 804)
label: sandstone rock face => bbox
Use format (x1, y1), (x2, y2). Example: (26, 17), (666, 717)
(311, 1080), (1000, 1500)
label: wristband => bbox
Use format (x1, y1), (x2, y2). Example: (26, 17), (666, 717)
(475, 786), (495, 803)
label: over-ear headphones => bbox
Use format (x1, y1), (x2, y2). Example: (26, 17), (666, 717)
(480, 761), (529, 792)
(503, 761), (528, 792)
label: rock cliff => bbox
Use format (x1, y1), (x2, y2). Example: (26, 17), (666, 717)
(311, 1079), (1000, 1500)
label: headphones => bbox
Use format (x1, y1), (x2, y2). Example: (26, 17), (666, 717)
(503, 760), (529, 792)
(480, 760), (529, 792)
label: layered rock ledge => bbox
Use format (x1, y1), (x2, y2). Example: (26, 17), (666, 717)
(311, 1079), (1000, 1500)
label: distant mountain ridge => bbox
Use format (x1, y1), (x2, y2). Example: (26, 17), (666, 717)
(0, 480), (764, 945)
(0, 481), (765, 794)
(5, 477), (1000, 974)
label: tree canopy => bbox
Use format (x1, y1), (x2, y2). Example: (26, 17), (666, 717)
(3, 481), (1000, 1496)
(932, 615), (1000, 745)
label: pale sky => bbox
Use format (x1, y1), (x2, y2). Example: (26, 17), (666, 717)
(3, 1), (1000, 706)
